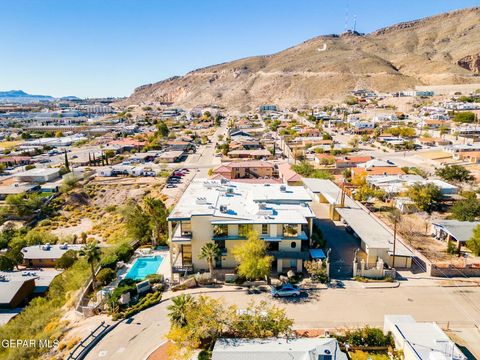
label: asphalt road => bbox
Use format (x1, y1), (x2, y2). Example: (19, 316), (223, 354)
(85, 280), (480, 360)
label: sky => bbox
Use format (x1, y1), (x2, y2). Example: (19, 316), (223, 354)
(1, 0), (479, 98)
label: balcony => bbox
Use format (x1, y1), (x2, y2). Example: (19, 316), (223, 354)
(213, 231), (308, 242)
(171, 224), (192, 243)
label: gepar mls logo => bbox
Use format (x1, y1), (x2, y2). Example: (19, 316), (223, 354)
(1, 339), (59, 349)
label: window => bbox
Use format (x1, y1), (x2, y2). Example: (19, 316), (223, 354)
(213, 224), (228, 237)
(182, 245), (192, 265)
(290, 241), (297, 249)
(181, 221), (191, 235)
(262, 224), (268, 235)
(290, 259), (297, 268)
(283, 224), (298, 237)
(238, 224), (253, 237)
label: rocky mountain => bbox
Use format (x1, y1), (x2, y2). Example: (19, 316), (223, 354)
(124, 7), (480, 111)
(0, 90), (54, 104)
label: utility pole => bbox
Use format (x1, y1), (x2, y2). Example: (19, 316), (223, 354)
(392, 216), (397, 269)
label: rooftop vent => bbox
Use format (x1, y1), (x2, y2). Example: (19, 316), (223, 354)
(219, 205), (228, 213)
(196, 197), (208, 205)
(220, 178), (228, 185)
(259, 202), (267, 210)
(280, 185), (287, 192)
(42, 243), (51, 251)
(226, 187), (234, 194)
(59, 243), (68, 250)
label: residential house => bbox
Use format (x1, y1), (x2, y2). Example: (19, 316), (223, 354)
(211, 161), (275, 180)
(384, 315), (466, 360)
(431, 220), (480, 252)
(227, 149), (272, 159)
(277, 163), (303, 186)
(334, 155), (374, 169)
(22, 243), (83, 267)
(0, 278), (35, 309)
(157, 150), (185, 163)
(212, 337), (348, 360)
(168, 179), (315, 274)
(16, 168), (61, 184)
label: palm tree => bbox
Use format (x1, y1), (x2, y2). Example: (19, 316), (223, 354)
(143, 196), (168, 246)
(167, 294), (195, 327)
(199, 242), (221, 276)
(80, 242), (101, 290)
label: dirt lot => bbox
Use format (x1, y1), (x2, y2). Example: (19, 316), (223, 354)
(377, 211), (480, 266)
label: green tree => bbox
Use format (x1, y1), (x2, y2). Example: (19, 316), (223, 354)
(435, 164), (473, 183)
(468, 224), (480, 256)
(232, 231), (272, 281)
(199, 242), (221, 276)
(121, 201), (152, 243)
(56, 249), (77, 269)
(5, 193), (44, 218)
(142, 197), (168, 246)
(79, 242), (101, 290)
(407, 183), (443, 213)
(156, 121), (169, 138)
(452, 112), (475, 123)
(64, 150), (70, 171)
(0, 254), (15, 271)
(167, 294), (196, 327)
(451, 196), (480, 221)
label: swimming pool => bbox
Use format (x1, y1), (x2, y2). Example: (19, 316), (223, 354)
(125, 255), (164, 281)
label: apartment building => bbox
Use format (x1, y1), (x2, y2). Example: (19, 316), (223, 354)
(167, 179), (315, 274)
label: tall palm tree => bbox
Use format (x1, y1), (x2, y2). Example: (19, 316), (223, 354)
(167, 294), (195, 327)
(143, 196), (168, 246)
(199, 242), (221, 276)
(80, 242), (101, 290)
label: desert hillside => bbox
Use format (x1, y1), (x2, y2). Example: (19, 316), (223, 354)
(124, 7), (480, 111)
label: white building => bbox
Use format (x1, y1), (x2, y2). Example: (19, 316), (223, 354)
(384, 315), (467, 360)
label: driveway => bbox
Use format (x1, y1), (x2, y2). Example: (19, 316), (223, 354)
(311, 202), (361, 278)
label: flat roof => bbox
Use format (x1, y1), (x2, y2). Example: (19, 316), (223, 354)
(168, 179), (313, 224)
(212, 337), (347, 360)
(16, 168), (60, 177)
(0, 278), (35, 304)
(22, 244), (83, 260)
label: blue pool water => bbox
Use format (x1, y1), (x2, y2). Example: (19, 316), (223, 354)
(125, 256), (164, 281)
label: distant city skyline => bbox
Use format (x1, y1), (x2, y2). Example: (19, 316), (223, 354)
(1, 0), (478, 98)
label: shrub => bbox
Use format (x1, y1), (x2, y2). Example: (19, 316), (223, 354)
(56, 250), (77, 269)
(100, 254), (119, 269)
(340, 326), (393, 347)
(113, 291), (162, 320)
(97, 268), (116, 286)
(115, 243), (134, 262)
(146, 273), (163, 284)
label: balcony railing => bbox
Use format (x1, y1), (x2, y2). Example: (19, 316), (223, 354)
(213, 231), (308, 241)
(171, 224), (192, 243)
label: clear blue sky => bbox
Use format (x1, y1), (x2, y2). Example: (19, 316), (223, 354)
(1, 0), (478, 98)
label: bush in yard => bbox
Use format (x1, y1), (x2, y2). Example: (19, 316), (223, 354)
(115, 243), (134, 262)
(304, 260), (328, 283)
(146, 273), (163, 284)
(342, 326), (393, 347)
(96, 268), (116, 286)
(56, 249), (77, 269)
(100, 254), (119, 269)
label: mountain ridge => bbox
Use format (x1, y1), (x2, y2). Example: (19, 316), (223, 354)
(124, 7), (480, 111)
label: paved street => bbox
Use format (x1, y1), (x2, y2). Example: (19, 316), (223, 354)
(85, 279), (480, 360)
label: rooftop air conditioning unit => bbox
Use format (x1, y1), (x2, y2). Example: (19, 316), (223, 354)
(259, 203), (267, 210)
(226, 187), (234, 194)
(219, 205), (228, 213)
(280, 185), (287, 192)
(196, 197), (208, 205)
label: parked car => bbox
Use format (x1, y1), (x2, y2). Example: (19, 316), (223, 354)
(271, 283), (301, 298)
(166, 184), (177, 188)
